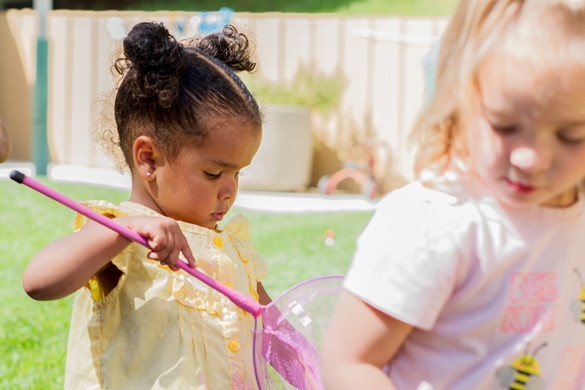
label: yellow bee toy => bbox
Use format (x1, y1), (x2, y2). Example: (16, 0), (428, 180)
(571, 268), (585, 323)
(495, 343), (546, 390)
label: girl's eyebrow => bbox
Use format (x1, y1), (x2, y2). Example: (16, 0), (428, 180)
(209, 159), (238, 168)
(481, 107), (514, 122)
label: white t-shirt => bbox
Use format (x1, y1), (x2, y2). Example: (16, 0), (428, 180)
(344, 178), (585, 390)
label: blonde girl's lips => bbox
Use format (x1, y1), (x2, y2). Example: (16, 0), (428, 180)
(504, 178), (537, 194)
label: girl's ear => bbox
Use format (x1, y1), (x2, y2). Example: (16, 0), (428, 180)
(133, 135), (163, 181)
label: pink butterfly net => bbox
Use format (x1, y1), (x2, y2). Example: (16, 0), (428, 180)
(253, 276), (343, 390)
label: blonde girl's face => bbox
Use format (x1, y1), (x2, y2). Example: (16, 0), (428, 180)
(154, 117), (261, 228)
(467, 53), (585, 208)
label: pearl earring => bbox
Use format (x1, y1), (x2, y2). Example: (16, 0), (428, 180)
(146, 172), (152, 177)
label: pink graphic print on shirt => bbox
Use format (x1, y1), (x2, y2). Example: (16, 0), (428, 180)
(550, 345), (585, 390)
(501, 272), (563, 333)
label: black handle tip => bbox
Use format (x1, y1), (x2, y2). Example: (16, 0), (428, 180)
(10, 170), (25, 184)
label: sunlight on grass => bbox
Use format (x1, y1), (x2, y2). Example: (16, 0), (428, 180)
(0, 177), (372, 388)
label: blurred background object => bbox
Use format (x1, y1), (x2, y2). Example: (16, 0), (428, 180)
(1, 0), (458, 14)
(0, 117), (11, 162)
(0, 0), (450, 195)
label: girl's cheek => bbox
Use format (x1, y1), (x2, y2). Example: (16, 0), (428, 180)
(477, 118), (506, 167)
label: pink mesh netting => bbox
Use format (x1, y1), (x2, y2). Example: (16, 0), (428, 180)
(253, 276), (344, 390)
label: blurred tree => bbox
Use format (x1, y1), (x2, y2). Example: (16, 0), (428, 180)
(0, 0), (458, 15)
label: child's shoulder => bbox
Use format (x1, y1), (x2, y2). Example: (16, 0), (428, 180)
(73, 200), (132, 231)
(375, 180), (490, 231)
(223, 213), (250, 239)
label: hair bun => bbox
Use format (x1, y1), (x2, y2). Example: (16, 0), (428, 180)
(195, 25), (256, 73)
(121, 22), (187, 108)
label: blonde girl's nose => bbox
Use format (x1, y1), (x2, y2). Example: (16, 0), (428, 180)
(510, 146), (550, 172)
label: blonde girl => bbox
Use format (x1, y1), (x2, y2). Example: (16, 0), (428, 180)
(23, 22), (270, 390)
(322, 0), (585, 389)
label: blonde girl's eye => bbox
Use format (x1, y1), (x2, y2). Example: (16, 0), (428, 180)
(491, 123), (518, 135)
(557, 130), (585, 145)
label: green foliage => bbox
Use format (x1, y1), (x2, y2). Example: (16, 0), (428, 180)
(0, 177), (372, 387)
(132, 0), (458, 15)
(243, 66), (346, 116)
(9, 0), (459, 15)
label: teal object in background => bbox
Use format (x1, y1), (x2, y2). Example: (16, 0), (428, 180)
(422, 40), (441, 106)
(194, 7), (233, 35)
(32, 0), (52, 175)
(33, 37), (49, 175)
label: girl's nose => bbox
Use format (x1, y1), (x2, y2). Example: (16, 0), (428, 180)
(510, 146), (550, 173)
(219, 176), (237, 200)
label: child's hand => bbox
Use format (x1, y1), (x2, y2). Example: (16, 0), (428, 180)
(118, 216), (197, 271)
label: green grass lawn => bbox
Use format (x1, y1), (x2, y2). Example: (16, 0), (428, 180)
(0, 177), (372, 389)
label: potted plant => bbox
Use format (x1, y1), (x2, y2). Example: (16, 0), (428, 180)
(240, 65), (345, 192)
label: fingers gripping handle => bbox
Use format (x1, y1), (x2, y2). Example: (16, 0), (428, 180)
(11, 171), (265, 318)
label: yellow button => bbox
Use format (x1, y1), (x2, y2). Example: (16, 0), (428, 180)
(213, 237), (223, 248)
(229, 341), (239, 352)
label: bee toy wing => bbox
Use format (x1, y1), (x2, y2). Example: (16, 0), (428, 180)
(571, 299), (583, 322)
(495, 366), (516, 387)
(525, 375), (544, 390)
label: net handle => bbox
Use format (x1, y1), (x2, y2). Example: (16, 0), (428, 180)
(10, 170), (265, 318)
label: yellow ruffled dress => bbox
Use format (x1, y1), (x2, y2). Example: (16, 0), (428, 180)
(64, 201), (267, 390)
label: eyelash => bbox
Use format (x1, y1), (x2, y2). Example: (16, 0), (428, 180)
(204, 171), (243, 179)
(557, 133), (584, 145)
(205, 172), (220, 179)
(490, 123), (584, 145)
(491, 125), (517, 135)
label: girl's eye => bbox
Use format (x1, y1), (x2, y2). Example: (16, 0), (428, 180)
(491, 124), (517, 135)
(557, 132), (585, 145)
(205, 172), (220, 179)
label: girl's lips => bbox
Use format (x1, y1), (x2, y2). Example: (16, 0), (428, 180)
(505, 178), (537, 194)
(211, 212), (225, 221)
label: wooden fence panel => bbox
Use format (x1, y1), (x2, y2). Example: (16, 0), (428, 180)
(6, 10), (449, 190)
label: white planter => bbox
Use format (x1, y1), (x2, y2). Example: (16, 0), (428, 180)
(239, 104), (313, 192)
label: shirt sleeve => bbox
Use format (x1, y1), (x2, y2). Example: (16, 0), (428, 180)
(344, 183), (467, 330)
(73, 200), (132, 302)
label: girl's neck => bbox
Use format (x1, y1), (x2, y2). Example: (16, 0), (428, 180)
(128, 180), (165, 217)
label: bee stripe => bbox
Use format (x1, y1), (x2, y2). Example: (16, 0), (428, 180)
(510, 382), (525, 390)
(515, 372), (530, 383)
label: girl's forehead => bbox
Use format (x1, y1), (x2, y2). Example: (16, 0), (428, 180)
(478, 35), (585, 121)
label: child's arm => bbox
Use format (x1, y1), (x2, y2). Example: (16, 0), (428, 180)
(322, 290), (413, 390)
(22, 216), (196, 301)
(257, 281), (272, 305)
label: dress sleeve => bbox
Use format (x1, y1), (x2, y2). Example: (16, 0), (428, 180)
(73, 200), (132, 302)
(344, 184), (468, 330)
(225, 214), (268, 282)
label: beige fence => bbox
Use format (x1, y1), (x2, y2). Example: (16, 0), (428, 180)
(3, 9), (448, 191)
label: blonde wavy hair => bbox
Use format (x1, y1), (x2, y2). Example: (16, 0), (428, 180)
(411, 0), (585, 185)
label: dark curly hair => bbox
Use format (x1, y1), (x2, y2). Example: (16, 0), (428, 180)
(113, 22), (261, 169)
